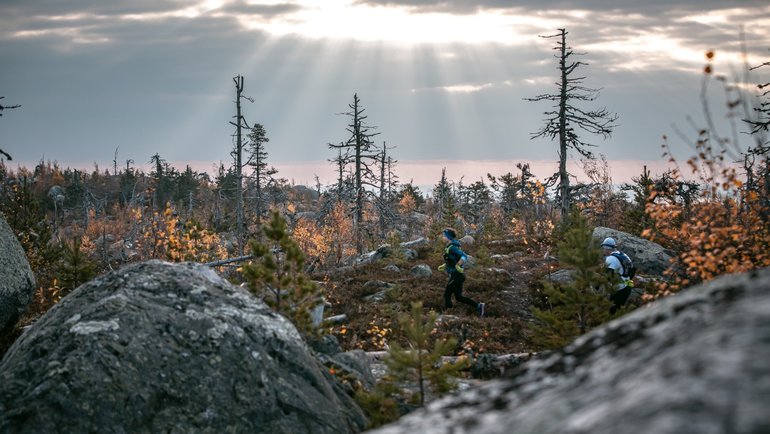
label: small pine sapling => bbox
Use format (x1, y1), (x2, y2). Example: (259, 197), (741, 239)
(384, 301), (468, 407)
(243, 210), (324, 335)
(531, 211), (612, 349)
(58, 237), (97, 295)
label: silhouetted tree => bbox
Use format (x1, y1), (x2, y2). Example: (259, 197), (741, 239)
(229, 75), (255, 254)
(0, 96), (21, 161)
(525, 28), (618, 218)
(246, 122), (276, 226)
(328, 93), (382, 253)
(149, 153), (174, 208)
(375, 141), (399, 237)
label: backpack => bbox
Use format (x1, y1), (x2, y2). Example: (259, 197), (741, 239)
(611, 252), (636, 279)
(443, 243), (461, 267)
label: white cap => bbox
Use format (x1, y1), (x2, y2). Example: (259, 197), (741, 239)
(601, 237), (617, 248)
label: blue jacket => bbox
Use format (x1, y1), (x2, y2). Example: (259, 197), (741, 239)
(443, 240), (467, 274)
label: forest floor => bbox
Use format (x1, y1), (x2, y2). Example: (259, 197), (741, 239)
(320, 239), (553, 356)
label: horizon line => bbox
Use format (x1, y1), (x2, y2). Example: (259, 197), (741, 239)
(3, 157), (679, 188)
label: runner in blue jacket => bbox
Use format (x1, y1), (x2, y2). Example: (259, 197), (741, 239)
(438, 228), (485, 317)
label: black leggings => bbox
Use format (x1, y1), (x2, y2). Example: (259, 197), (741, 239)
(444, 272), (477, 309)
(609, 286), (632, 314)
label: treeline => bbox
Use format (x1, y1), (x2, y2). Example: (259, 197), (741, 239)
(0, 41), (768, 313)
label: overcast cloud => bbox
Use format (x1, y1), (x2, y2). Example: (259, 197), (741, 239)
(1, 0), (768, 186)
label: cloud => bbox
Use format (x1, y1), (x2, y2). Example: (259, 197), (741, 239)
(354, 0), (769, 14)
(412, 82), (495, 93)
(0, 0), (768, 175)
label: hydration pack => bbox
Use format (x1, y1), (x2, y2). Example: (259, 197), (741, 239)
(443, 244), (461, 267)
(611, 252), (636, 279)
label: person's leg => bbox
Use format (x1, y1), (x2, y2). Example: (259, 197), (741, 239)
(609, 286), (632, 314)
(452, 273), (478, 308)
(444, 276), (456, 309)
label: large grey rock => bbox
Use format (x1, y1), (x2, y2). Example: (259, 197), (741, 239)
(400, 238), (427, 249)
(458, 235), (474, 246)
(592, 227), (672, 275)
(0, 260), (365, 433)
(0, 214), (36, 332)
(410, 264), (432, 277)
(368, 267), (770, 434)
(356, 245), (393, 265)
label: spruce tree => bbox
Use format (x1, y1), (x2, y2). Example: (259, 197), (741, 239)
(384, 302), (468, 407)
(242, 210), (323, 335)
(59, 237), (97, 295)
(531, 211), (612, 349)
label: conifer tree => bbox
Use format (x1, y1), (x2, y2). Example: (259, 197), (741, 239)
(429, 169), (461, 238)
(457, 178), (491, 226)
(432, 167), (453, 219)
(1, 176), (60, 272)
(384, 302), (468, 407)
(531, 211), (612, 349)
(246, 122), (276, 226)
(59, 237), (97, 293)
(242, 210), (323, 335)
(621, 165), (654, 236)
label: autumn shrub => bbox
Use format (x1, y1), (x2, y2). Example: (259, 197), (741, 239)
(131, 205), (226, 263)
(292, 216), (326, 267)
(324, 201), (358, 266)
(645, 140), (770, 296)
(643, 50), (770, 297)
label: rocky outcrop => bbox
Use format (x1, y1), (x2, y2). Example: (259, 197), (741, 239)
(0, 215), (36, 332)
(592, 227), (672, 275)
(367, 267), (770, 434)
(0, 261), (365, 433)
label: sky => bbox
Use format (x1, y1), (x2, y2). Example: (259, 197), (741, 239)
(1, 0), (769, 189)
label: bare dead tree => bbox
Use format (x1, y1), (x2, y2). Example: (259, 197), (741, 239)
(376, 141), (399, 237)
(378, 141), (398, 201)
(0, 96), (21, 160)
(229, 75), (254, 255)
(328, 93), (381, 253)
(113, 147), (119, 176)
(525, 28), (618, 218)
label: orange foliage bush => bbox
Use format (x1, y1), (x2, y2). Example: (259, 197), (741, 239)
(644, 135), (770, 297)
(133, 205), (226, 263)
(643, 50), (770, 297)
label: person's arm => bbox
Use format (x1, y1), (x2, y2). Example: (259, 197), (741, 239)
(455, 248), (467, 272)
(605, 256), (621, 280)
